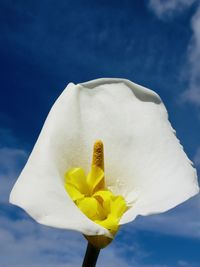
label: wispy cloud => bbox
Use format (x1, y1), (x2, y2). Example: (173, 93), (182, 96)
(181, 7), (200, 106)
(178, 260), (198, 267)
(131, 194), (200, 239)
(0, 212), (84, 267)
(147, 0), (200, 108)
(0, 211), (171, 267)
(194, 147), (200, 168)
(0, 129), (27, 203)
(148, 0), (196, 19)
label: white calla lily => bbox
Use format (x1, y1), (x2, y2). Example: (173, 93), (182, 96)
(10, 78), (199, 244)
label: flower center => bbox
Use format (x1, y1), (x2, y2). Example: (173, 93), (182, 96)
(64, 140), (128, 240)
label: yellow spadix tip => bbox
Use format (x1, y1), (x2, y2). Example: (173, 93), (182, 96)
(92, 140), (104, 171)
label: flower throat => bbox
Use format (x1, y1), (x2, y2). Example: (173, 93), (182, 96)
(64, 140), (127, 248)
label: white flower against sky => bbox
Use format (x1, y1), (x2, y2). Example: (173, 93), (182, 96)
(10, 78), (199, 249)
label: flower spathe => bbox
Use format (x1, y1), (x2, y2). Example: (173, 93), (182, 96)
(10, 78), (199, 245)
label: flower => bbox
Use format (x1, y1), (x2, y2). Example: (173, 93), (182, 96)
(10, 78), (199, 248)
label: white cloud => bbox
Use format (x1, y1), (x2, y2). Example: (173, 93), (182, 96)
(178, 260), (190, 267)
(0, 147), (27, 203)
(148, 0), (196, 19)
(0, 212), (148, 267)
(0, 214), (83, 267)
(130, 194), (200, 239)
(147, 1), (200, 107)
(194, 147), (200, 167)
(0, 147), (27, 174)
(177, 260), (199, 267)
(181, 7), (200, 105)
(0, 212), (174, 267)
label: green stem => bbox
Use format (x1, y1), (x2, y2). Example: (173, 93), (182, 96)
(82, 242), (100, 267)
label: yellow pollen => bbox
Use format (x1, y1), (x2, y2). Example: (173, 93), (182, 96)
(92, 140), (104, 170)
(64, 140), (128, 248)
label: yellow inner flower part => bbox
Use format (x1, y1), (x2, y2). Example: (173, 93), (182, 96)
(64, 140), (128, 248)
(64, 166), (127, 236)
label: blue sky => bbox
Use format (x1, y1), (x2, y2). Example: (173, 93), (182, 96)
(0, 0), (200, 266)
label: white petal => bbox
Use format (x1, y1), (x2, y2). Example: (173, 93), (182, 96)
(78, 79), (199, 223)
(10, 78), (199, 233)
(10, 82), (111, 237)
